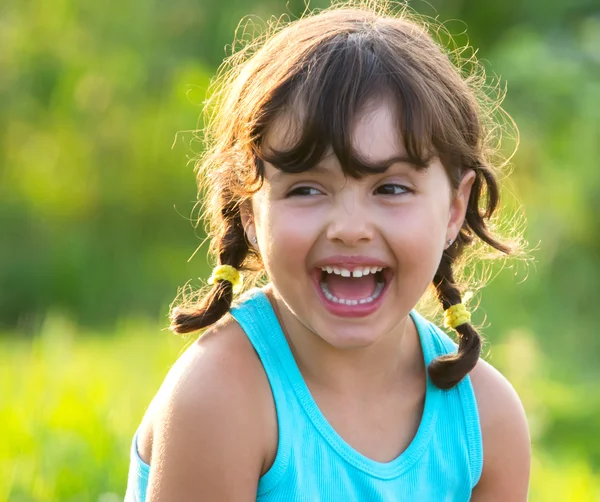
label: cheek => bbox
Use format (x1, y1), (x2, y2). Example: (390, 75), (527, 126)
(388, 201), (448, 270)
(258, 202), (321, 271)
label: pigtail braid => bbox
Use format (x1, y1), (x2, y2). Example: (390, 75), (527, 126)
(428, 249), (482, 390)
(170, 197), (250, 334)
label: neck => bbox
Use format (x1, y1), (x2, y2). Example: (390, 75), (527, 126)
(265, 285), (424, 399)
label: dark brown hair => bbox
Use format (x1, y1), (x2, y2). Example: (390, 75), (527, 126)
(170, 1), (523, 389)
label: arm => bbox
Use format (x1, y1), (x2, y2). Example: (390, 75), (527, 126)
(146, 321), (274, 501)
(470, 359), (531, 501)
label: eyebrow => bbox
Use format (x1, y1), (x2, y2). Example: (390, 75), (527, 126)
(268, 164), (330, 184)
(267, 154), (427, 183)
(362, 154), (429, 171)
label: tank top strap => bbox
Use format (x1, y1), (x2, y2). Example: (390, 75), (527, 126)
(411, 310), (484, 488)
(231, 288), (321, 409)
(229, 288), (293, 493)
(408, 309), (442, 367)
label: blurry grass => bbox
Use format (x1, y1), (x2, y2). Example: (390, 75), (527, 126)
(0, 312), (191, 502)
(1, 314), (599, 501)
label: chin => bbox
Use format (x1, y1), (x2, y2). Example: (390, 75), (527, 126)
(311, 320), (387, 350)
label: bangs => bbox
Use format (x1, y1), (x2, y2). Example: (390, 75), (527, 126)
(254, 31), (438, 178)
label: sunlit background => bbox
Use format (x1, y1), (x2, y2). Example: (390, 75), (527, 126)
(1, 0), (599, 500)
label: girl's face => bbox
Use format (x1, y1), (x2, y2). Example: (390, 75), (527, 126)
(246, 100), (474, 348)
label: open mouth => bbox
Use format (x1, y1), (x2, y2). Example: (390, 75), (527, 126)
(310, 263), (393, 317)
(319, 266), (387, 305)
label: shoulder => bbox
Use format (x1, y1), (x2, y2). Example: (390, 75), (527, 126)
(153, 314), (275, 431)
(469, 358), (531, 501)
(138, 315), (277, 499)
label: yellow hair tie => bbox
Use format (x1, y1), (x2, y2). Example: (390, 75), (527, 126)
(443, 303), (471, 330)
(207, 265), (243, 293)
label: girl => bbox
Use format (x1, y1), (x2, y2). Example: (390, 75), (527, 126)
(125, 1), (530, 500)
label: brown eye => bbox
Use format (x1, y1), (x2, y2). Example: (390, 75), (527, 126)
(375, 184), (409, 195)
(286, 186), (323, 197)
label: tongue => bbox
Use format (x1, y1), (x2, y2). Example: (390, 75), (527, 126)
(324, 274), (377, 300)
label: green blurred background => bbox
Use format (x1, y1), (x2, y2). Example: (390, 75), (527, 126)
(1, 0), (599, 500)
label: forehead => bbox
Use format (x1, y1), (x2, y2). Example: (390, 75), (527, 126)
(352, 100), (404, 162)
(263, 98), (406, 164)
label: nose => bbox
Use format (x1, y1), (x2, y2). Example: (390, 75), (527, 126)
(325, 190), (374, 246)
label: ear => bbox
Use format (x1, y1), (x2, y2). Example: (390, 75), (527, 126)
(446, 169), (476, 246)
(239, 199), (256, 243)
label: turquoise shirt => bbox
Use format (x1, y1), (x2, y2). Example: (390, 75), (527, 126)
(125, 288), (482, 501)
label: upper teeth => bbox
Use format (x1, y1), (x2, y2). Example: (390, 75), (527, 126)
(320, 266), (384, 278)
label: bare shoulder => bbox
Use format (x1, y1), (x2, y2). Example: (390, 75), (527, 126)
(469, 358), (531, 501)
(138, 315), (277, 501)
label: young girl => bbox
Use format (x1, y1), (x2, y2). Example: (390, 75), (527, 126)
(125, 2), (530, 500)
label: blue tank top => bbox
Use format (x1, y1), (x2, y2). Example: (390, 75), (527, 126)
(125, 288), (483, 501)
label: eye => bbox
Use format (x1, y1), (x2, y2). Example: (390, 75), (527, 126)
(286, 186), (323, 197)
(375, 183), (410, 195)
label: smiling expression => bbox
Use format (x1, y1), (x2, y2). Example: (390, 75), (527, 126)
(244, 98), (474, 349)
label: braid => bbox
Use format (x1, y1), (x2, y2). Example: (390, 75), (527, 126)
(428, 248), (482, 390)
(169, 197), (250, 334)
(424, 158), (519, 389)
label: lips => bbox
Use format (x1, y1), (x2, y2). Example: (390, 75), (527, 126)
(309, 257), (393, 317)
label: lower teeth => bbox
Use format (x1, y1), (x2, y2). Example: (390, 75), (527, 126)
(320, 282), (385, 305)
